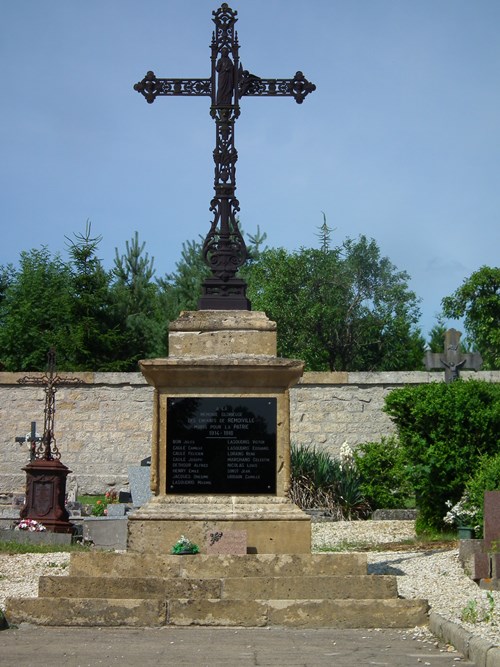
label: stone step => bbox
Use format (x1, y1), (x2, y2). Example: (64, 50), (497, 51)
(5, 552), (429, 629)
(38, 575), (220, 600)
(6, 596), (428, 628)
(38, 574), (397, 600)
(222, 575), (397, 600)
(6, 597), (166, 627)
(69, 552), (368, 578)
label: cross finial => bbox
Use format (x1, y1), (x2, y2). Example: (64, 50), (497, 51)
(134, 4), (315, 310)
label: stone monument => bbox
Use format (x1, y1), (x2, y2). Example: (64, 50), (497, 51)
(129, 3), (315, 554)
(128, 311), (308, 553)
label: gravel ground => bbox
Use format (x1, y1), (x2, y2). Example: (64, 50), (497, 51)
(0, 521), (498, 650)
(313, 520), (500, 647)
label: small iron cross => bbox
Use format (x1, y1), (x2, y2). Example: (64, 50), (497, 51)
(134, 3), (315, 310)
(17, 349), (81, 460)
(15, 421), (43, 461)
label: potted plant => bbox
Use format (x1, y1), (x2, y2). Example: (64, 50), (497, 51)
(443, 493), (479, 539)
(171, 535), (199, 555)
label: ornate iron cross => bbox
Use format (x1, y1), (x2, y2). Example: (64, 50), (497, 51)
(134, 3), (315, 310)
(17, 349), (81, 461)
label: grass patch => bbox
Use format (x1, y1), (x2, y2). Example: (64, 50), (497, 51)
(0, 540), (90, 555)
(77, 495), (105, 505)
(315, 541), (373, 552)
(416, 529), (458, 542)
(314, 533), (458, 553)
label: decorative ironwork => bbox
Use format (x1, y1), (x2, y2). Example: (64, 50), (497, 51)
(17, 349), (81, 461)
(134, 72), (212, 102)
(238, 70), (316, 103)
(134, 3), (316, 309)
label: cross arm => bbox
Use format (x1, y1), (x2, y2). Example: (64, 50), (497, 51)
(134, 71), (212, 103)
(238, 70), (316, 104)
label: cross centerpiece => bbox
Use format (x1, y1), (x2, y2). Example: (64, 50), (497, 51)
(134, 3), (315, 310)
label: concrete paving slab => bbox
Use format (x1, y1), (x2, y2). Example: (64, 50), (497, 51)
(0, 625), (475, 667)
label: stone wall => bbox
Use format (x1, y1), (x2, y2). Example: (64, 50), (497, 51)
(0, 373), (153, 495)
(1, 370), (498, 495)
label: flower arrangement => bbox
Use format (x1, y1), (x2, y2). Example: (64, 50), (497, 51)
(171, 535), (199, 555)
(105, 490), (118, 504)
(443, 493), (479, 529)
(90, 490), (118, 517)
(15, 519), (46, 532)
(91, 499), (107, 517)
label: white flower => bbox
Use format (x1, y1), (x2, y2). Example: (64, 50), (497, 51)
(443, 493), (478, 527)
(339, 441), (355, 470)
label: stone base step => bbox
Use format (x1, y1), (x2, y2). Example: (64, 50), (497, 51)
(38, 574), (397, 600)
(5, 597), (429, 628)
(4, 553), (429, 629)
(68, 552), (368, 578)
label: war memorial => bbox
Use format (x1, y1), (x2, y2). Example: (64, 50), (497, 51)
(6, 4), (429, 629)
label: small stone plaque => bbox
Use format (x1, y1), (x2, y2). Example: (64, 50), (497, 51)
(167, 397), (277, 494)
(206, 530), (247, 555)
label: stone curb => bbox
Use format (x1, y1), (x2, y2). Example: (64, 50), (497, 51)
(429, 611), (500, 667)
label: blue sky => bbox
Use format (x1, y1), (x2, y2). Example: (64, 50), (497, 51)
(2, 1), (499, 340)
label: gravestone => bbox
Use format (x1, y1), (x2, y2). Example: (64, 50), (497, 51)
(82, 517), (128, 550)
(106, 503), (127, 517)
(459, 491), (500, 585)
(424, 328), (482, 382)
(128, 466), (152, 508)
(483, 490), (500, 551)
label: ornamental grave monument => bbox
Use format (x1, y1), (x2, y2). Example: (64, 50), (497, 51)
(128, 3), (315, 553)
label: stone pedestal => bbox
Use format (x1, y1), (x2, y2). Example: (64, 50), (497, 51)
(20, 459), (74, 534)
(128, 310), (310, 554)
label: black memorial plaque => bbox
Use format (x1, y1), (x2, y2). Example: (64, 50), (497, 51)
(167, 397), (277, 494)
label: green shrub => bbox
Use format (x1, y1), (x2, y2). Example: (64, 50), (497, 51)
(384, 379), (500, 533)
(290, 444), (370, 519)
(466, 451), (500, 536)
(353, 436), (413, 510)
